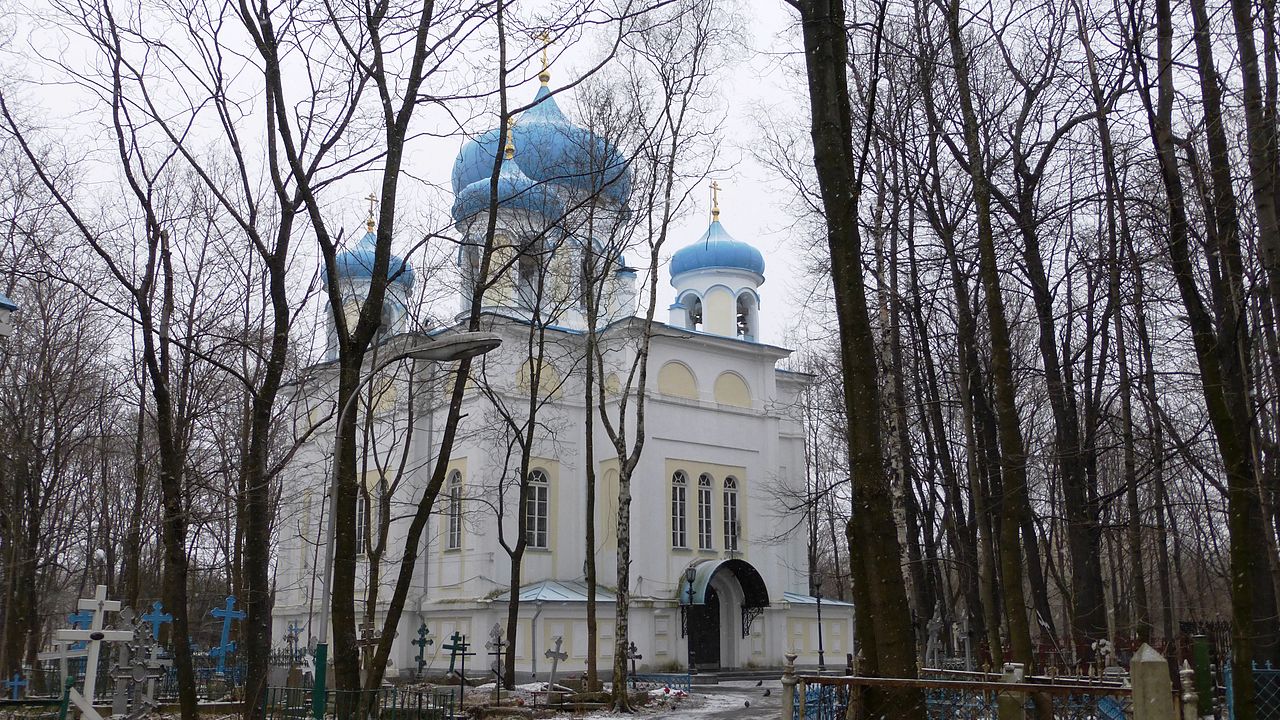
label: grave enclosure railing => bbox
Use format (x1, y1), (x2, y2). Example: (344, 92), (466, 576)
(790, 673), (1136, 720)
(1225, 661), (1280, 719)
(261, 686), (456, 720)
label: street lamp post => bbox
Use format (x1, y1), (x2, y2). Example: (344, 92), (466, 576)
(312, 331), (500, 718)
(684, 567), (698, 676)
(814, 572), (826, 675)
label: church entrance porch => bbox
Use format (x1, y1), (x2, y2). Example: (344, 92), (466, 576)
(679, 559), (770, 671)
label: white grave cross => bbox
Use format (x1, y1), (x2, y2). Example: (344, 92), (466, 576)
(54, 585), (133, 720)
(37, 640), (88, 689)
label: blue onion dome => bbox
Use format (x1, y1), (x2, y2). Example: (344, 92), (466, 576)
(671, 219), (765, 278)
(325, 224), (415, 290)
(452, 149), (565, 222)
(451, 85), (631, 206)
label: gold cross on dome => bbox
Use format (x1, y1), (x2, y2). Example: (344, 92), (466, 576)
(366, 192), (378, 232)
(505, 116), (517, 158)
(710, 180), (721, 221)
(537, 32), (552, 84)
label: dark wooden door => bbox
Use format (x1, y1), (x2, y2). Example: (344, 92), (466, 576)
(688, 585), (721, 669)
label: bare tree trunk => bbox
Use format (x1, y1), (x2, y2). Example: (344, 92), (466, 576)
(1130, 0), (1267, 710)
(940, 0), (1034, 670)
(790, 3), (923, 716)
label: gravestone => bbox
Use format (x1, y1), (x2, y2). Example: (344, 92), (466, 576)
(997, 662), (1025, 720)
(209, 596), (245, 676)
(4, 672), (27, 700)
(924, 606), (944, 668)
(1131, 644), (1174, 720)
(54, 586), (135, 720)
(140, 602), (172, 641)
(441, 632), (473, 713)
(543, 636), (567, 688)
(412, 624), (433, 677)
(485, 623), (506, 704)
(626, 642), (642, 688)
(37, 641), (88, 690)
(108, 606), (171, 718)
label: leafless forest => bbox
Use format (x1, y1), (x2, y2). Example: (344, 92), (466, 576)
(0, 0), (1277, 716)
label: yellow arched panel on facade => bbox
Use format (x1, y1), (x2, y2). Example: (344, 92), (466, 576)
(516, 358), (564, 400)
(657, 361), (698, 399)
(713, 372), (751, 408)
(604, 373), (622, 397)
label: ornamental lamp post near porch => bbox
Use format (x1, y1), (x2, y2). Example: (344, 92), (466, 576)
(312, 330), (501, 720)
(684, 566), (697, 676)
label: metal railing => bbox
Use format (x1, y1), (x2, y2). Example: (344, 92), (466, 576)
(629, 672), (692, 693)
(1226, 661), (1280, 719)
(261, 687), (455, 720)
(790, 673), (1134, 720)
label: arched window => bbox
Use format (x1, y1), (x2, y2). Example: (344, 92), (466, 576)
(723, 477), (740, 552)
(680, 293), (703, 332)
(525, 469), (550, 549)
(447, 471), (463, 550)
(671, 471), (688, 548)
(697, 473), (714, 550)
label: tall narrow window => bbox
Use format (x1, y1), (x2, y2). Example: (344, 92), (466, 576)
(697, 473), (714, 550)
(723, 477), (740, 552)
(525, 469), (550, 549)
(355, 491), (369, 556)
(447, 471), (463, 549)
(671, 471), (688, 548)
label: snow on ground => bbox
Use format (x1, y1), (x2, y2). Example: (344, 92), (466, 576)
(575, 679), (783, 719)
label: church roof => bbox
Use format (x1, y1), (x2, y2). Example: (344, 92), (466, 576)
(493, 579), (616, 604)
(782, 591), (854, 607)
(670, 220), (765, 278)
(325, 230), (415, 290)
(450, 85), (631, 213)
(452, 155), (565, 222)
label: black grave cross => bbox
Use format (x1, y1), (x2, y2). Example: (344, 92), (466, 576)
(358, 621), (381, 648)
(442, 631), (470, 676)
(626, 641), (643, 688)
(441, 632), (474, 713)
(413, 624), (433, 676)
(485, 623), (507, 704)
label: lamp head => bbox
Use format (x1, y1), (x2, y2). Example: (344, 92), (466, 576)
(401, 331), (502, 362)
(684, 566), (697, 585)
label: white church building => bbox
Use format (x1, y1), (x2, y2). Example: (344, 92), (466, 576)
(271, 75), (852, 678)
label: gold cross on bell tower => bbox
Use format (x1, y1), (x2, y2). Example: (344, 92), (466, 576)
(366, 192), (378, 233)
(710, 180), (721, 221)
(537, 32), (552, 85)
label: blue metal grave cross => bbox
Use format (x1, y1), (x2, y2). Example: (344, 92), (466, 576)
(285, 621), (303, 663)
(209, 595), (246, 675)
(141, 601), (173, 641)
(68, 609), (93, 650)
(4, 672), (26, 700)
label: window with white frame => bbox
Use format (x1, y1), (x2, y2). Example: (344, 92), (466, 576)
(355, 490), (369, 556)
(447, 470), (463, 550)
(671, 471), (688, 548)
(697, 473), (714, 550)
(723, 476), (740, 551)
(525, 469), (550, 549)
